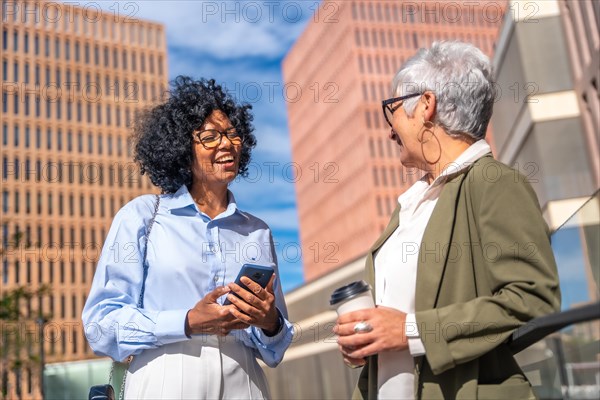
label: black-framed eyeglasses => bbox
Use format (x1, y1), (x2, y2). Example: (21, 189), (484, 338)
(194, 127), (242, 149)
(381, 93), (422, 128)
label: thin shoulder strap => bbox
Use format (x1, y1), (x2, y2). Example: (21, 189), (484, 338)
(137, 194), (160, 309)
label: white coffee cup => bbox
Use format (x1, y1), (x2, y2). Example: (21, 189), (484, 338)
(330, 280), (375, 316)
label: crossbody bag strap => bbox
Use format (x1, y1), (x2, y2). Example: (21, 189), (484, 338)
(109, 194), (161, 400)
(138, 194), (161, 308)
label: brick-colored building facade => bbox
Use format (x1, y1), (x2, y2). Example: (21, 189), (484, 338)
(283, 0), (506, 282)
(1, 1), (167, 397)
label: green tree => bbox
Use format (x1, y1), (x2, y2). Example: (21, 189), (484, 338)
(1, 229), (52, 399)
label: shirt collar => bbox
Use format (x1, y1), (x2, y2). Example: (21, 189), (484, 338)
(397, 140), (492, 207)
(163, 185), (245, 220)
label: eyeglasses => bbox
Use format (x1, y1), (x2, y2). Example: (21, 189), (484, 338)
(194, 127), (242, 149)
(381, 93), (422, 128)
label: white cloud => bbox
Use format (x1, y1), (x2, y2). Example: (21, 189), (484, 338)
(124, 1), (313, 60)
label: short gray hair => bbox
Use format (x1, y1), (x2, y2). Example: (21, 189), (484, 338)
(391, 41), (496, 141)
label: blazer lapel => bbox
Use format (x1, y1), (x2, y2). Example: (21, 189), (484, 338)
(372, 203), (401, 252)
(415, 172), (468, 311)
(364, 204), (401, 289)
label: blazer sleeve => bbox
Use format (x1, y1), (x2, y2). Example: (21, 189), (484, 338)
(415, 162), (561, 375)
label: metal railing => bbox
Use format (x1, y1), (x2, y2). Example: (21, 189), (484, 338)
(510, 301), (600, 354)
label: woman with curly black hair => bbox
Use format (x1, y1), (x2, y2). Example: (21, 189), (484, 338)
(83, 76), (293, 399)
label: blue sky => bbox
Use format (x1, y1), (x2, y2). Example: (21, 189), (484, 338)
(108, 1), (319, 292)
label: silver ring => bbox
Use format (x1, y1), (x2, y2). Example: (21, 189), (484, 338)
(353, 321), (373, 334)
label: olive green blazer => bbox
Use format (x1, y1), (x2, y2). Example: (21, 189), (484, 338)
(354, 155), (561, 400)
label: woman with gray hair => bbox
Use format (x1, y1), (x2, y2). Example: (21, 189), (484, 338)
(334, 41), (560, 399)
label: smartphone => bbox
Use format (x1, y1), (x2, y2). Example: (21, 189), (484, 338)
(223, 264), (274, 305)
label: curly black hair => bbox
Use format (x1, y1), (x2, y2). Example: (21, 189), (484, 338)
(132, 76), (256, 193)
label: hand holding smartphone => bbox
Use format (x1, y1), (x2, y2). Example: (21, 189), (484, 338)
(223, 264), (274, 305)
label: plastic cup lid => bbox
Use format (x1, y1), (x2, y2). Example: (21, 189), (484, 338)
(330, 280), (372, 306)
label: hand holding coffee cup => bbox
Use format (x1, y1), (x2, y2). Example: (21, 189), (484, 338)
(330, 280), (375, 368)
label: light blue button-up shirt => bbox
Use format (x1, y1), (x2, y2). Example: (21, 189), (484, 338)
(82, 185), (293, 367)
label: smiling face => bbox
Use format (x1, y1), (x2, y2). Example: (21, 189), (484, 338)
(388, 92), (440, 172)
(191, 109), (241, 188)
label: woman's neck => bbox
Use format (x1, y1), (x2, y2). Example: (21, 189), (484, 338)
(189, 181), (229, 219)
(424, 135), (475, 184)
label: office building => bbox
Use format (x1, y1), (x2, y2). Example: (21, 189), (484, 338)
(1, 1), (167, 397)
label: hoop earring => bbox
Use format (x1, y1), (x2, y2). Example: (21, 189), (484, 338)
(419, 122), (441, 164)
(417, 119), (435, 143)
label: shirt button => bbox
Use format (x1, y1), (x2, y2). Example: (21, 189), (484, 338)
(213, 276), (219, 282)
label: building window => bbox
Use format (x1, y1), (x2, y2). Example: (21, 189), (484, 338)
(25, 191), (30, 213)
(13, 93), (18, 115)
(116, 136), (122, 157)
(107, 135), (113, 156)
(24, 158), (30, 181)
(23, 33), (29, 52)
(47, 193), (53, 215)
(67, 130), (72, 152)
(13, 125), (19, 147)
(96, 105), (102, 124)
(36, 191), (42, 214)
(24, 94), (30, 116)
(13, 31), (18, 51)
(65, 39), (70, 60)
(86, 103), (92, 123)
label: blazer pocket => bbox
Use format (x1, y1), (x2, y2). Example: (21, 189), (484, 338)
(477, 381), (536, 400)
